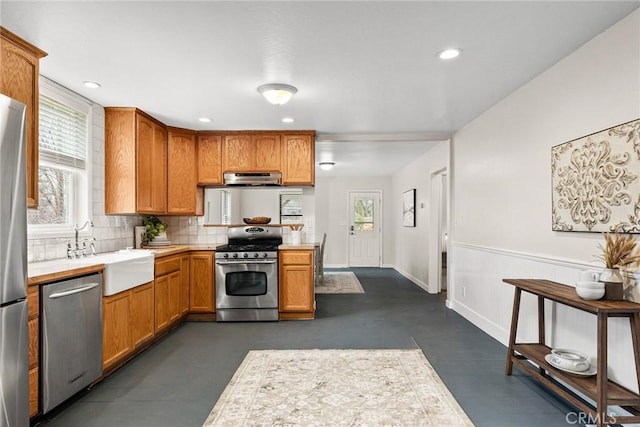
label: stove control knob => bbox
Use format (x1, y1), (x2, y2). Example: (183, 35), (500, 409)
(254, 253), (259, 258)
(232, 253), (238, 259)
(223, 253), (229, 259)
(263, 253), (268, 258)
(243, 253), (248, 259)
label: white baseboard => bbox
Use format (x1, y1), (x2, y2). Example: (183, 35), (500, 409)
(324, 263), (349, 269)
(393, 266), (432, 293)
(448, 298), (509, 347)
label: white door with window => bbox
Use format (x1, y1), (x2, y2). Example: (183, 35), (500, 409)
(348, 191), (381, 267)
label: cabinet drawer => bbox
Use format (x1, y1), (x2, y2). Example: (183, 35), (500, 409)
(280, 251), (312, 265)
(155, 256), (181, 276)
(27, 286), (39, 319)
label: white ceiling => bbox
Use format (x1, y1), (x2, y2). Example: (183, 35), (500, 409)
(2, 1), (638, 176)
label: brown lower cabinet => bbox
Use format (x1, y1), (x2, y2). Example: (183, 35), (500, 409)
(102, 281), (155, 371)
(154, 254), (184, 333)
(27, 285), (39, 416)
(189, 251), (214, 313)
(279, 250), (315, 319)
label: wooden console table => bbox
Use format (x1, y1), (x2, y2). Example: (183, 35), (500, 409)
(504, 279), (640, 426)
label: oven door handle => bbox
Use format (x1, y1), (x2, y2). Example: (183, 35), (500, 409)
(216, 260), (277, 265)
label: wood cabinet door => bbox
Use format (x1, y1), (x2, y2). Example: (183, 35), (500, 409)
(154, 274), (170, 332)
(130, 282), (154, 348)
(253, 134), (281, 171)
(189, 251), (214, 313)
(179, 255), (190, 316)
(168, 270), (181, 324)
(197, 134), (223, 185)
(279, 264), (314, 312)
(167, 129), (202, 215)
(223, 134), (252, 172)
(283, 134), (314, 185)
(136, 114), (167, 214)
(103, 291), (133, 369)
(0, 29), (46, 208)
(105, 109), (137, 213)
(27, 285), (39, 416)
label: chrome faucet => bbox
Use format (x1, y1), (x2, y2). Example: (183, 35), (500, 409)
(72, 220), (94, 258)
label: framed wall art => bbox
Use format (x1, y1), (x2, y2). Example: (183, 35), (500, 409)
(403, 189), (415, 227)
(551, 118), (640, 233)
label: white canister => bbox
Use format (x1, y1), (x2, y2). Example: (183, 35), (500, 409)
(579, 270), (600, 282)
(291, 230), (302, 245)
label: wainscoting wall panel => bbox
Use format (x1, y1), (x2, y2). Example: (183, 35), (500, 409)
(449, 242), (638, 394)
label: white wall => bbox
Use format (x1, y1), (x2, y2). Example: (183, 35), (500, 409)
(392, 141), (450, 291)
(450, 9), (640, 392)
(315, 176), (393, 267)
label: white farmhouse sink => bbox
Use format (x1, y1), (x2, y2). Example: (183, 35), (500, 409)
(72, 249), (155, 296)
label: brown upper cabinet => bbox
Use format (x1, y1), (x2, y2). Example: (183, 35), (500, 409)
(167, 127), (203, 216)
(105, 108), (167, 214)
(222, 133), (281, 173)
(198, 130), (315, 186)
(0, 27), (47, 208)
(283, 133), (315, 186)
(197, 133), (223, 185)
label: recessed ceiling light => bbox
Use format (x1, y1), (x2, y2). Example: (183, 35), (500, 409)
(83, 80), (101, 89)
(437, 48), (462, 60)
(198, 117), (212, 123)
(282, 117), (294, 123)
(318, 161), (335, 171)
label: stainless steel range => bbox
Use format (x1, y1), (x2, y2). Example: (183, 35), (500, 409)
(215, 226), (282, 321)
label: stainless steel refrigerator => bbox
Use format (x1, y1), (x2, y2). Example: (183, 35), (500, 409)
(0, 93), (30, 427)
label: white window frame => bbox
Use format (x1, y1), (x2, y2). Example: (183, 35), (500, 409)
(27, 77), (93, 238)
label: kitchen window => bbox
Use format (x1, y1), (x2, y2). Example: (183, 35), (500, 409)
(279, 192), (303, 224)
(27, 78), (92, 236)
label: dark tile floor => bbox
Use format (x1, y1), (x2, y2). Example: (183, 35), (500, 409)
(37, 268), (579, 427)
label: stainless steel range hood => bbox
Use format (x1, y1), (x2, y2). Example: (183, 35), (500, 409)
(223, 172), (282, 186)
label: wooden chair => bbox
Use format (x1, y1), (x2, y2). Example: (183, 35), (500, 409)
(316, 233), (327, 285)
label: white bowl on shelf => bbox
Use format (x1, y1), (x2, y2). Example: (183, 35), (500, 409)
(576, 281), (605, 290)
(575, 285), (605, 300)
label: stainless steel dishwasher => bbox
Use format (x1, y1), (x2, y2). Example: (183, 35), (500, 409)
(41, 272), (103, 414)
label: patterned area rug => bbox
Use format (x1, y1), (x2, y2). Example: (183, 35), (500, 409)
(202, 349), (473, 426)
(316, 271), (365, 294)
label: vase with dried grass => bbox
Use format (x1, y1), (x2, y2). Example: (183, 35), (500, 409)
(597, 233), (640, 300)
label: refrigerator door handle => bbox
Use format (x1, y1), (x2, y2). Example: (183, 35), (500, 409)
(48, 283), (100, 299)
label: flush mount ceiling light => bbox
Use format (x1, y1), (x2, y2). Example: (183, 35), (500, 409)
(437, 48), (462, 60)
(257, 83), (298, 105)
(318, 161), (335, 171)
(281, 117), (294, 123)
(198, 117), (212, 123)
(83, 80), (101, 89)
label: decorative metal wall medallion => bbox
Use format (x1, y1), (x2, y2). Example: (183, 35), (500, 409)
(551, 119), (640, 233)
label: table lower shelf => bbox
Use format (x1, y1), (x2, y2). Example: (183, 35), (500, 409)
(512, 343), (640, 407)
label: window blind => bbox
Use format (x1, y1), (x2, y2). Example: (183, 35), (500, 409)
(39, 94), (87, 169)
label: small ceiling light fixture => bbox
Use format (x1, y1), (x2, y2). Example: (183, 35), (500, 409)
(83, 80), (101, 89)
(198, 117), (212, 123)
(281, 117), (294, 123)
(257, 83), (298, 105)
(437, 48), (462, 60)
(318, 161), (335, 171)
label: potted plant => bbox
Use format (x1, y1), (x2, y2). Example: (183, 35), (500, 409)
(143, 216), (167, 243)
(597, 232), (640, 299)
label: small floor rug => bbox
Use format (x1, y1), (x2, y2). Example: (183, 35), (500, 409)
(316, 271), (365, 294)
(202, 349), (473, 426)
